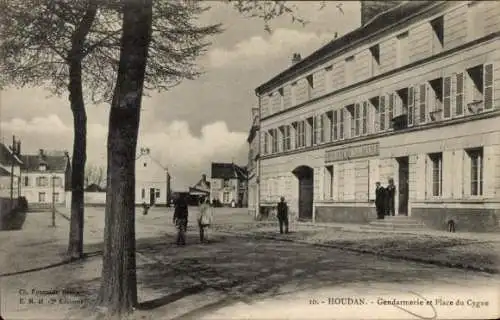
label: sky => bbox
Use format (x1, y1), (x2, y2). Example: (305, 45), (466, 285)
(0, 1), (361, 191)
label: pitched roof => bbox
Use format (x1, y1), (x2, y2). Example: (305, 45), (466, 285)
(21, 153), (68, 172)
(211, 163), (247, 180)
(136, 153), (167, 171)
(0, 143), (23, 166)
(0, 167), (11, 176)
(255, 1), (437, 95)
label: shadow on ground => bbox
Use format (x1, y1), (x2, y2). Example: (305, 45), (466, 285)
(0, 208), (27, 231)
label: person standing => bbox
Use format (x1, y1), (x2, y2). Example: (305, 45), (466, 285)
(386, 178), (396, 216)
(142, 201), (150, 215)
(276, 196), (289, 234)
(173, 195), (189, 245)
(197, 197), (213, 243)
(375, 182), (385, 219)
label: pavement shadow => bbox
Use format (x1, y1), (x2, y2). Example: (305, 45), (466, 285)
(0, 207), (27, 231)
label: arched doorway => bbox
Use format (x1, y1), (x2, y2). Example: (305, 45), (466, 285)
(292, 165), (314, 221)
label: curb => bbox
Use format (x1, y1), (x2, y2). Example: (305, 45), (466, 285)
(221, 231), (499, 275)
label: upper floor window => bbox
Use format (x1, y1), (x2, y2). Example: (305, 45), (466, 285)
(306, 117), (314, 146)
(428, 77), (444, 121)
(345, 104), (355, 138)
(281, 125), (291, 152)
(263, 131), (269, 155)
(345, 56), (355, 85)
(325, 65), (333, 92)
(270, 128), (279, 153)
(430, 16), (444, 54)
(361, 102), (368, 135)
(36, 176), (48, 187)
(379, 95), (386, 131)
(306, 74), (314, 99)
(369, 44), (380, 77)
(223, 179), (231, 188)
(332, 110), (339, 141)
(369, 97), (380, 133)
(278, 87), (284, 111)
(314, 114), (325, 144)
(465, 64), (494, 113)
(396, 31), (409, 67)
(294, 120), (306, 148)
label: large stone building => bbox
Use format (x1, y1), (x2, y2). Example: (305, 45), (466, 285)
(255, 1), (500, 231)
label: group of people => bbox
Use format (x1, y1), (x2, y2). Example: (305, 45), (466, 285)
(375, 178), (397, 219)
(172, 195), (213, 246)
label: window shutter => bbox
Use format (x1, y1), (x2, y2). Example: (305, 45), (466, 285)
(463, 151), (471, 197)
(362, 101), (368, 135)
(379, 95), (386, 131)
(333, 110), (338, 141)
(354, 103), (360, 136)
(415, 155), (426, 200)
(455, 73), (464, 116)
(484, 64), (493, 110)
(443, 76), (451, 118)
(483, 146), (496, 198)
(419, 83), (427, 123)
(318, 167), (324, 201)
(368, 159), (380, 200)
(408, 87), (415, 126)
(442, 151), (453, 198)
(340, 109), (345, 140)
(388, 93), (394, 129)
(452, 150), (463, 199)
(332, 164), (338, 201)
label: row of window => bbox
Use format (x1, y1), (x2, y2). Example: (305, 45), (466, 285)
(37, 192), (60, 203)
(23, 176), (63, 188)
(141, 188), (161, 199)
(263, 63), (494, 155)
(262, 1), (491, 117)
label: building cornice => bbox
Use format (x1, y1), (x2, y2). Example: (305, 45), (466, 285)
(255, 0), (446, 95)
(260, 32), (500, 123)
(260, 109), (500, 161)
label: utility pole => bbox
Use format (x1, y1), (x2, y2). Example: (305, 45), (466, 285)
(9, 135), (15, 211)
(51, 175), (56, 227)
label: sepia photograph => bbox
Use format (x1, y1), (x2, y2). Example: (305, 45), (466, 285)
(0, 0), (499, 319)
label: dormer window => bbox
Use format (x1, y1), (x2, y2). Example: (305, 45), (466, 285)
(39, 164), (47, 171)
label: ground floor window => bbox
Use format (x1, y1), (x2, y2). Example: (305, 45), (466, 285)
(429, 152), (443, 197)
(324, 165), (333, 199)
(156, 189), (160, 198)
(54, 192), (59, 202)
(223, 192), (230, 203)
(38, 192), (46, 203)
(467, 148), (483, 196)
(141, 188), (145, 199)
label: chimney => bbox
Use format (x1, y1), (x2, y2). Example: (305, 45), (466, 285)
(291, 53), (302, 65)
(360, 1), (403, 26)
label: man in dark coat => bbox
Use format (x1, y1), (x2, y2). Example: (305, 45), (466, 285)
(375, 182), (385, 219)
(173, 196), (189, 245)
(386, 178), (396, 216)
(276, 196), (289, 234)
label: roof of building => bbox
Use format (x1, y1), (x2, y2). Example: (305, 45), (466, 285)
(255, 0), (437, 95)
(21, 153), (68, 172)
(246, 125), (259, 143)
(0, 143), (23, 166)
(211, 163), (247, 180)
(136, 151), (167, 171)
(0, 167), (11, 176)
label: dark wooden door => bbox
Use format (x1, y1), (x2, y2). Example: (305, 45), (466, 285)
(150, 188), (156, 206)
(398, 157), (409, 216)
(298, 177), (313, 220)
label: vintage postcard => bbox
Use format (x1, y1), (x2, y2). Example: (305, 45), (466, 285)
(0, 1), (499, 319)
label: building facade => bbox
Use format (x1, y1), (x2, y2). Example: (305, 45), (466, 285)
(135, 147), (171, 206)
(210, 162), (248, 207)
(256, 1), (500, 231)
(189, 174), (211, 203)
(21, 149), (71, 205)
(247, 107), (260, 218)
(0, 141), (22, 199)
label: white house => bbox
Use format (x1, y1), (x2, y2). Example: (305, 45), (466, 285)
(210, 162), (248, 207)
(135, 147), (171, 206)
(21, 149), (71, 206)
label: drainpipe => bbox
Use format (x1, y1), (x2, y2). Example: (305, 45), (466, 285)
(254, 90), (261, 220)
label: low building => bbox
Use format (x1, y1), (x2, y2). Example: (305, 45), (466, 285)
(135, 147), (171, 206)
(210, 162), (248, 207)
(255, 1), (500, 232)
(189, 174), (211, 203)
(247, 107), (260, 218)
(21, 149), (71, 206)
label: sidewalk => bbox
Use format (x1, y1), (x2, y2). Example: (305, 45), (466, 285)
(214, 219), (500, 274)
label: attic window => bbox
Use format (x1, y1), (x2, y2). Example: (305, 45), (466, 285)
(39, 164), (47, 171)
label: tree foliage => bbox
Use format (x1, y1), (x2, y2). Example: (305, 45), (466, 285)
(84, 163), (106, 188)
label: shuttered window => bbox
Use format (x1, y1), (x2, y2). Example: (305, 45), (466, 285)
(354, 103), (361, 136)
(339, 109), (344, 140)
(388, 93), (394, 129)
(419, 83), (427, 123)
(362, 101), (368, 135)
(332, 110), (338, 141)
(379, 95), (386, 131)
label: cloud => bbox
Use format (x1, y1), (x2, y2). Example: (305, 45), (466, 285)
(1, 114), (247, 188)
(208, 28), (333, 68)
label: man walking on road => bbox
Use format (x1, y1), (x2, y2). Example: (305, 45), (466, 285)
(277, 196), (289, 234)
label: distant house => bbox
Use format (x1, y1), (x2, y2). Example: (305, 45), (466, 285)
(136, 147), (171, 206)
(210, 162), (248, 207)
(21, 149), (71, 205)
(0, 141), (23, 199)
(189, 174), (211, 203)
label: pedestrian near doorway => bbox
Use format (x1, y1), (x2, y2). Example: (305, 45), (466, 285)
(173, 196), (188, 245)
(375, 182), (385, 219)
(197, 197), (213, 243)
(142, 201), (150, 215)
(276, 196), (289, 234)
(386, 178), (396, 216)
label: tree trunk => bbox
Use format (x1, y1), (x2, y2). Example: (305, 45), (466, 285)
(67, 58), (86, 260)
(97, 0), (153, 316)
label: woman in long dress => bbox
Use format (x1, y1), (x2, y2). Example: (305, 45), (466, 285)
(197, 197), (213, 243)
